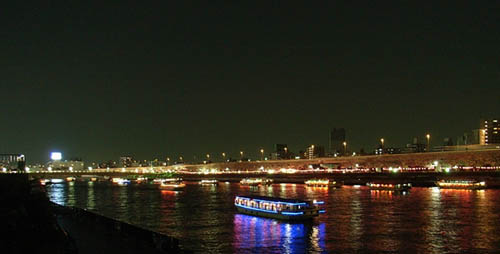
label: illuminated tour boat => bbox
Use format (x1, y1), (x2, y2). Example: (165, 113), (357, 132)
(135, 177), (147, 183)
(200, 179), (218, 185)
(240, 178), (273, 186)
(159, 178), (186, 191)
(305, 179), (343, 188)
(44, 178), (64, 184)
(436, 180), (486, 189)
(234, 195), (325, 220)
(152, 178), (164, 184)
(367, 182), (411, 191)
(112, 178), (131, 185)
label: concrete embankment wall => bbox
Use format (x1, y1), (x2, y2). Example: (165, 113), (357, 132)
(52, 202), (184, 253)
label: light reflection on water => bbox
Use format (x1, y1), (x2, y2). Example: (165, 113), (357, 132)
(46, 182), (500, 253)
(233, 214), (326, 253)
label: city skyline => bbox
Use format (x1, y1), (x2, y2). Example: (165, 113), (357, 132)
(2, 2), (500, 163)
(23, 121), (498, 165)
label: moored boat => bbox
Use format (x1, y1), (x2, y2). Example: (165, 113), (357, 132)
(235, 195), (325, 220)
(367, 182), (411, 191)
(436, 180), (486, 189)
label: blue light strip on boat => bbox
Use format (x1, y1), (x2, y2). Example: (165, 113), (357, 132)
(281, 211), (304, 216)
(313, 201), (325, 204)
(236, 196), (307, 206)
(235, 204), (278, 214)
(319, 210), (326, 213)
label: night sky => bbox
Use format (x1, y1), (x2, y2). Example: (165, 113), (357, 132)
(2, 2), (500, 163)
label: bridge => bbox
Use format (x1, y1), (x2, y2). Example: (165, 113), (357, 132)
(8, 149), (499, 187)
(181, 149), (500, 172)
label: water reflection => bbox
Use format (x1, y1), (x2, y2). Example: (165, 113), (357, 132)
(44, 182), (500, 253)
(233, 214), (325, 253)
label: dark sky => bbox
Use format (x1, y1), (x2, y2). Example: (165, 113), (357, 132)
(2, 2), (500, 163)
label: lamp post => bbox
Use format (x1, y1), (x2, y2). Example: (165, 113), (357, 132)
(166, 157), (170, 165)
(206, 154), (210, 162)
(284, 147), (288, 159)
(380, 138), (384, 154)
(260, 149), (264, 161)
(240, 151), (243, 161)
(179, 156), (183, 162)
(343, 141), (347, 156)
(222, 152), (226, 162)
(426, 134), (431, 152)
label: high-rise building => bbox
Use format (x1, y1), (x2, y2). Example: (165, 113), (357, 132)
(0, 154), (25, 171)
(329, 128), (346, 155)
(480, 118), (500, 144)
(306, 145), (325, 159)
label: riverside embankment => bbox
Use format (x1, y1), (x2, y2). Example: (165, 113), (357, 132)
(0, 174), (185, 254)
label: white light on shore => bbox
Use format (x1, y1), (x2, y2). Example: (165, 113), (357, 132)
(51, 152), (62, 161)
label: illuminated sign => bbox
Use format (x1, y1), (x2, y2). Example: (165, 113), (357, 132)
(51, 152), (62, 161)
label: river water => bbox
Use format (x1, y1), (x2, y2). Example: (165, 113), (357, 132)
(46, 181), (500, 253)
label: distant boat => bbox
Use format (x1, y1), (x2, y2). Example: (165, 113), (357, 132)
(235, 195), (325, 220)
(200, 179), (218, 185)
(436, 180), (486, 189)
(240, 178), (273, 186)
(111, 178), (130, 186)
(135, 177), (147, 183)
(367, 182), (411, 191)
(159, 178), (185, 191)
(153, 178), (182, 184)
(305, 179), (343, 188)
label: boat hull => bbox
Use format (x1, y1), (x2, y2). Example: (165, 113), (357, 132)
(159, 186), (184, 191)
(236, 206), (318, 220)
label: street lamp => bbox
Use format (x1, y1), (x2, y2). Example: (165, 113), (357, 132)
(260, 149), (264, 161)
(380, 138), (385, 154)
(179, 156), (183, 162)
(206, 154), (210, 161)
(240, 151), (243, 161)
(284, 147), (288, 159)
(166, 157), (170, 165)
(222, 152), (226, 162)
(343, 141), (347, 156)
(426, 134), (431, 152)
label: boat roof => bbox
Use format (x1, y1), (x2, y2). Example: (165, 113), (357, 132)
(236, 195), (310, 204)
